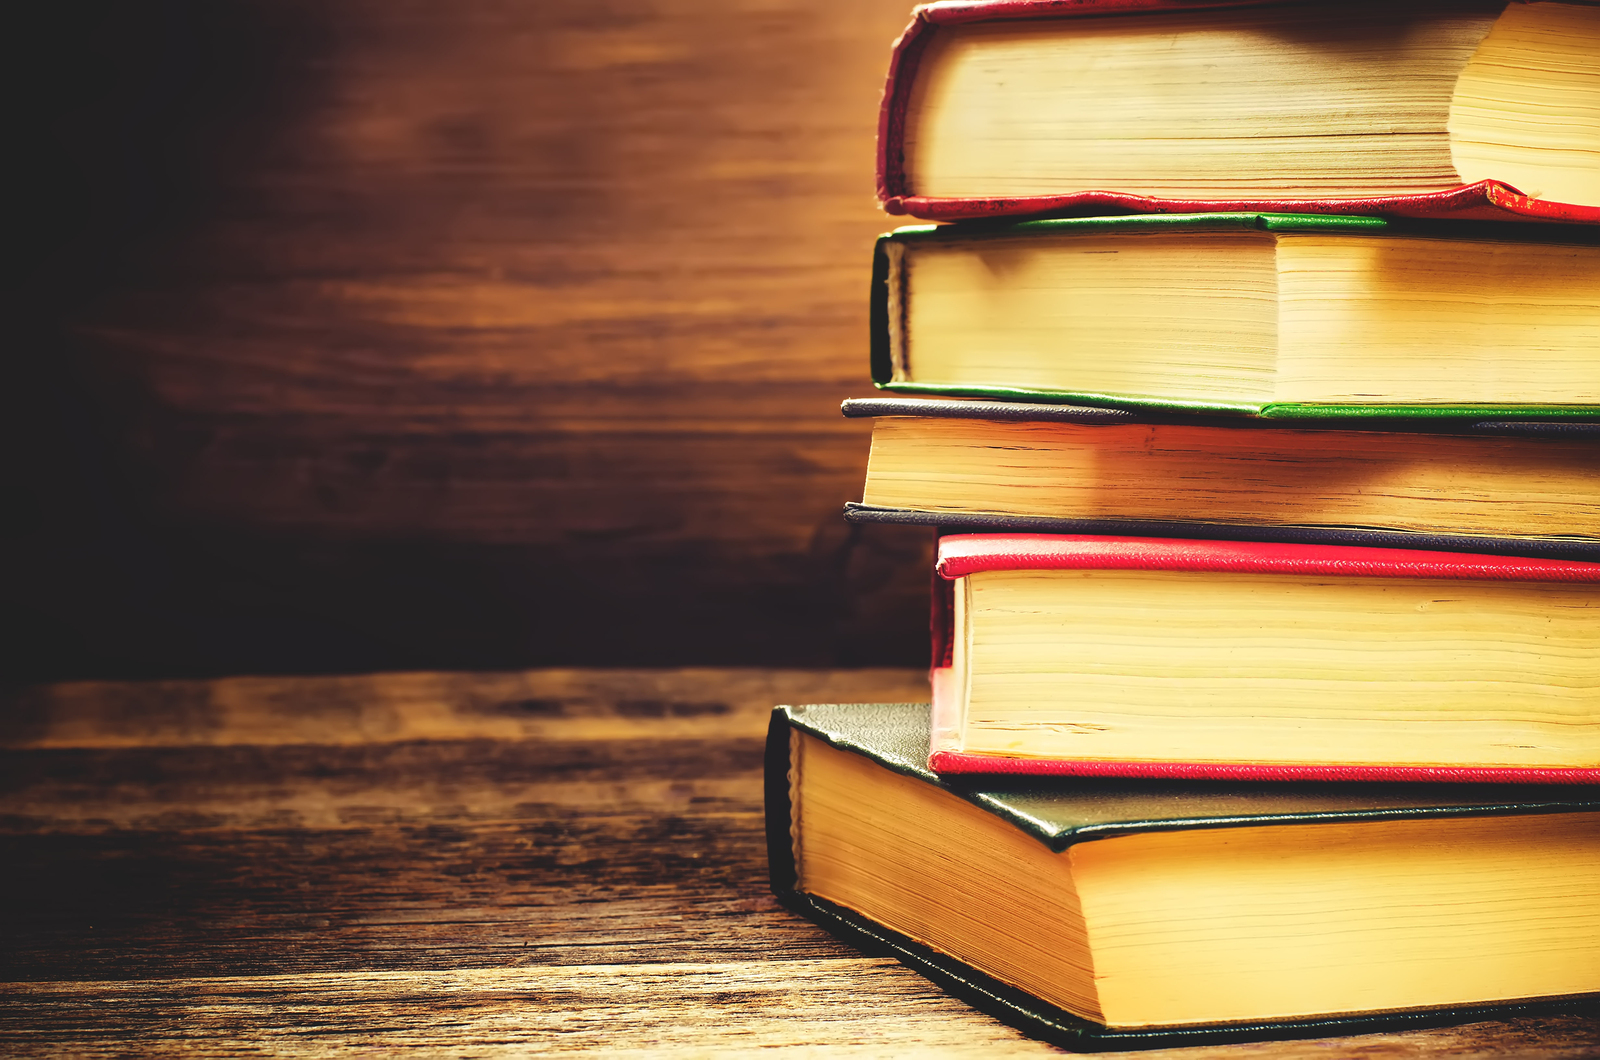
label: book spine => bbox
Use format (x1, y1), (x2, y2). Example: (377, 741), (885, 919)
(869, 234), (894, 387)
(764, 708), (800, 896)
(876, 14), (935, 209)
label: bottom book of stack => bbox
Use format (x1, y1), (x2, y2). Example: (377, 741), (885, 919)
(765, 701), (1600, 1051)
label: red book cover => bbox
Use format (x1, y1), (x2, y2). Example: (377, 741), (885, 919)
(929, 534), (1600, 782)
(878, 0), (1600, 225)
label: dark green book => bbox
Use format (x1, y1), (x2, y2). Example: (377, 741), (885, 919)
(766, 702), (1600, 1051)
(871, 213), (1600, 420)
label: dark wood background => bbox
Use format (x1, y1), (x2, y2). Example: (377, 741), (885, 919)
(5, 0), (931, 682)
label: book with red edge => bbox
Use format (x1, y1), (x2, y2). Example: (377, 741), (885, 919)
(877, 0), (1600, 225)
(928, 533), (1600, 782)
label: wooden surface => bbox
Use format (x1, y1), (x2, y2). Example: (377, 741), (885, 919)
(3, 669), (1598, 1056)
(9, 0), (929, 680)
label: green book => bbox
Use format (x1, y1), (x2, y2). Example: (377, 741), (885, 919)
(766, 702), (1600, 1051)
(870, 213), (1600, 420)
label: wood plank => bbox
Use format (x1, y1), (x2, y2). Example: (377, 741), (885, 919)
(0, 670), (924, 978)
(1, 668), (931, 748)
(7, 971), (1599, 1059)
(2, 669), (1597, 1056)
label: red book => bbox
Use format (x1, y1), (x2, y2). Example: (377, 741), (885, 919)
(929, 534), (1600, 782)
(878, 0), (1600, 224)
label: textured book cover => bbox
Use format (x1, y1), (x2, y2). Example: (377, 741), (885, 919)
(767, 701), (1600, 1051)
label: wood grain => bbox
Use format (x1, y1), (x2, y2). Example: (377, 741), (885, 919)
(7, 0), (929, 679)
(2, 669), (1597, 1056)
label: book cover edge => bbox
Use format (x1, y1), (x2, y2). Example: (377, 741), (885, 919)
(775, 703), (1600, 847)
(866, 387), (1600, 422)
(932, 532), (1600, 581)
(840, 394), (1600, 432)
(885, 186), (1600, 226)
(927, 745), (1600, 785)
(842, 505), (1600, 564)
(773, 890), (1600, 1052)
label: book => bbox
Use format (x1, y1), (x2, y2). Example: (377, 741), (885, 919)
(843, 396), (1600, 560)
(927, 533), (1600, 781)
(878, 0), (1600, 224)
(872, 213), (1600, 417)
(767, 701), (1600, 1049)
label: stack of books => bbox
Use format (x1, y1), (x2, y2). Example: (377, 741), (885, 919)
(767, 0), (1600, 1050)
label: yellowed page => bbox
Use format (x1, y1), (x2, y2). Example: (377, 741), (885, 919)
(906, 7), (1495, 199)
(1275, 234), (1600, 404)
(961, 569), (1600, 768)
(1450, 2), (1600, 207)
(901, 231), (1276, 404)
(1075, 813), (1600, 1026)
(793, 731), (1100, 1020)
(862, 417), (1600, 540)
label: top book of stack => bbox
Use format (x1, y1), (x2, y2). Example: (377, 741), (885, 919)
(878, 0), (1600, 223)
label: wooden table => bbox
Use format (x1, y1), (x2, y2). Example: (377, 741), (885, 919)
(3, 669), (1597, 1056)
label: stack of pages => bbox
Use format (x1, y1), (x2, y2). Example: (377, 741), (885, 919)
(767, 0), (1600, 1050)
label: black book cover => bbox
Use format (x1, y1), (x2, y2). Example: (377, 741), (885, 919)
(842, 396), (1600, 562)
(765, 702), (1600, 1051)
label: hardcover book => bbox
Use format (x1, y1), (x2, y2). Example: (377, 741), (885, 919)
(767, 701), (1600, 1050)
(872, 213), (1600, 417)
(844, 396), (1600, 560)
(927, 533), (1600, 781)
(877, 0), (1600, 224)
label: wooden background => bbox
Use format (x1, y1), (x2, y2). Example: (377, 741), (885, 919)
(5, 0), (931, 681)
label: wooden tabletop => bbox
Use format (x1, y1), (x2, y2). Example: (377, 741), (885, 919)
(3, 669), (1597, 1057)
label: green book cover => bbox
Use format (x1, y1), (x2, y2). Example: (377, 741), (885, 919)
(870, 213), (1600, 421)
